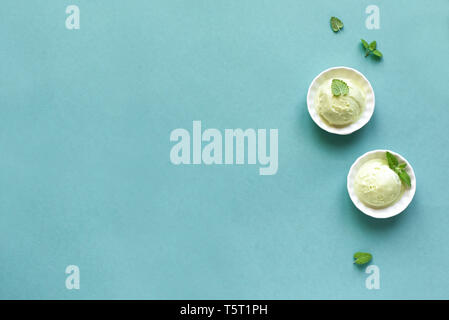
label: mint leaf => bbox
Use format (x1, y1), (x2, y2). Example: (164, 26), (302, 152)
(398, 169), (411, 187)
(330, 17), (344, 32)
(386, 151), (398, 169)
(372, 49), (383, 57)
(361, 39), (369, 49)
(361, 40), (383, 59)
(386, 152), (411, 188)
(353, 252), (372, 265)
(331, 79), (349, 96)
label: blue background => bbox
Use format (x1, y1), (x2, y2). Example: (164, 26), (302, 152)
(0, 0), (448, 299)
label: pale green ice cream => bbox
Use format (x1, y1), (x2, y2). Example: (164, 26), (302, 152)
(355, 159), (402, 208)
(315, 79), (365, 126)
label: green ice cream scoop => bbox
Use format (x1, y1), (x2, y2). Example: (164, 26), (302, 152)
(354, 159), (402, 208)
(315, 79), (365, 126)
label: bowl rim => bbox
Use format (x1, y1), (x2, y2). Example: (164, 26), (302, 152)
(307, 66), (375, 135)
(347, 149), (417, 219)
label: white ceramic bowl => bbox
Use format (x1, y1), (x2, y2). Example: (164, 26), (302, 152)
(307, 66), (375, 135)
(347, 150), (416, 219)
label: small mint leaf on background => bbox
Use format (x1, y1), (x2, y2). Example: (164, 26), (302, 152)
(361, 40), (383, 59)
(361, 39), (369, 49)
(372, 49), (383, 57)
(330, 17), (344, 32)
(353, 252), (372, 265)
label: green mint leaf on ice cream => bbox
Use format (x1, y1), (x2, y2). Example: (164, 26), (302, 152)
(353, 252), (372, 265)
(361, 39), (383, 58)
(331, 79), (349, 96)
(330, 17), (344, 32)
(386, 151), (398, 168)
(397, 169), (411, 187)
(398, 163), (407, 169)
(386, 152), (411, 188)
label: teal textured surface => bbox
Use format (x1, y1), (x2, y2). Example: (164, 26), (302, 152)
(0, 0), (448, 299)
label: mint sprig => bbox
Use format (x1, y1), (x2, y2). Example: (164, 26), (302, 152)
(361, 39), (383, 58)
(330, 17), (344, 32)
(331, 79), (349, 96)
(386, 152), (411, 187)
(353, 252), (372, 265)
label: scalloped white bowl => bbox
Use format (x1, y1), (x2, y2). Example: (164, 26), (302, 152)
(347, 150), (416, 219)
(307, 66), (375, 135)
